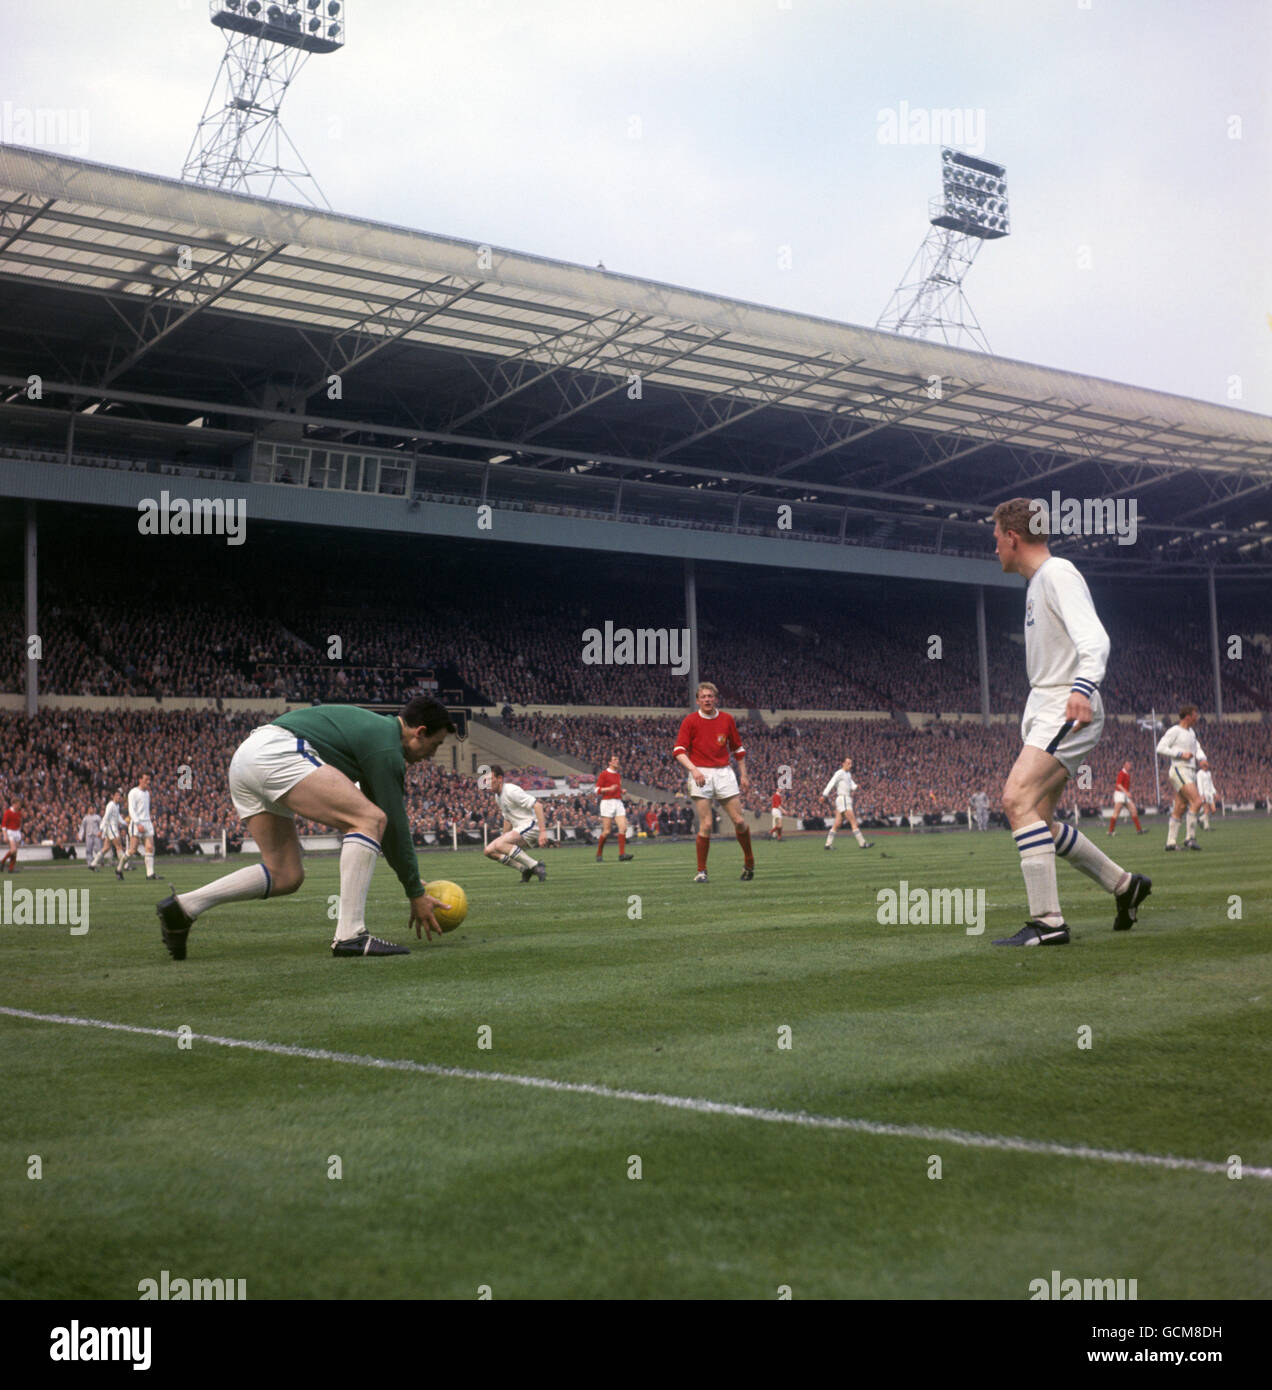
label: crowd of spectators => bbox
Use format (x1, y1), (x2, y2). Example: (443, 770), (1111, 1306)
(5, 568), (1269, 713)
(3, 705), (1267, 856)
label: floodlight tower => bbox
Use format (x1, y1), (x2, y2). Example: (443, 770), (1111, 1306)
(876, 148), (1010, 353)
(182, 1), (347, 208)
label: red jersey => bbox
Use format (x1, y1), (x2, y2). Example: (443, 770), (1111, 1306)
(1115, 769), (1131, 793)
(673, 709), (746, 769)
(596, 769), (623, 800)
(771, 793), (782, 810)
(1, 807), (21, 832)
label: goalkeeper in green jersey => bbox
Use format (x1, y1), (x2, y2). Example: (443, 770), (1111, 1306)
(156, 697), (456, 959)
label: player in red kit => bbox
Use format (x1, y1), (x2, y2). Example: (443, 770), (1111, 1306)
(770, 790), (784, 841)
(595, 755), (633, 862)
(673, 682), (755, 882)
(1107, 761), (1145, 836)
(2, 800), (23, 872)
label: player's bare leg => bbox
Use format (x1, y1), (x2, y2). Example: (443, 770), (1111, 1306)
(843, 808), (873, 849)
(824, 810), (844, 849)
(693, 796), (713, 881)
(1166, 782), (1203, 850)
(719, 794), (755, 880)
(997, 747), (1071, 942)
(596, 813), (613, 861)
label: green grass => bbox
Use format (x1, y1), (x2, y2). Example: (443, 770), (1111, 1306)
(2, 821), (1270, 1300)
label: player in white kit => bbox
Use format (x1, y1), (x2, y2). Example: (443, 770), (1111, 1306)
(91, 789), (128, 875)
(1196, 756), (1217, 830)
(821, 758), (874, 849)
(121, 774), (158, 880)
(483, 766), (548, 882)
(990, 498), (1151, 946)
(1156, 708), (1204, 849)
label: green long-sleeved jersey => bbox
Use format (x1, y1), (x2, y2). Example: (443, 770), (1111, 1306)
(272, 705), (424, 899)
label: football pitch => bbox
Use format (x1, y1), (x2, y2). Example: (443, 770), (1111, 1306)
(2, 822), (1269, 1301)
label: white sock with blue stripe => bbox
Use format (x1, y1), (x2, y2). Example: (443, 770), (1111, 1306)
(177, 863), (271, 920)
(1014, 820), (1062, 925)
(335, 832), (381, 942)
(1053, 820), (1129, 894)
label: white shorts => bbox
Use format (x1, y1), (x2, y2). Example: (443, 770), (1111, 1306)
(1169, 764), (1198, 792)
(599, 799), (626, 820)
(130, 820), (154, 839)
(513, 821), (541, 845)
(1021, 688), (1104, 778)
(102, 821), (122, 841)
(770, 811), (782, 824)
(835, 795), (854, 815)
(688, 766), (740, 802)
(228, 724), (324, 820)
(1112, 790), (1127, 806)
(5, 830), (22, 848)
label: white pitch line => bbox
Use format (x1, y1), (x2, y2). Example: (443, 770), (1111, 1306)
(3, 1005), (1268, 1181)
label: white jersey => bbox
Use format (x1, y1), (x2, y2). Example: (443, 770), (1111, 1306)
(1156, 724), (1198, 771)
(822, 769), (857, 800)
(1023, 556), (1109, 698)
(128, 786), (152, 825)
(498, 782), (539, 830)
(101, 799), (123, 835)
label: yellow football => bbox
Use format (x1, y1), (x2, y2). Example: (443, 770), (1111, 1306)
(425, 880), (469, 932)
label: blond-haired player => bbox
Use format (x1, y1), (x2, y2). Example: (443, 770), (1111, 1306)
(990, 497), (1151, 946)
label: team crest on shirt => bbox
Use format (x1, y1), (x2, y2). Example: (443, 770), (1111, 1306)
(1025, 598), (1035, 628)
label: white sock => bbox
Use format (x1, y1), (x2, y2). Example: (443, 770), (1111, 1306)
(335, 833), (380, 941)
(854, 829), (866, 846)
(1014, 820), (1062, 925)
(501, 847), (537, 871)
(1201, 810), (1210, 830)
(89, 848), (103, 868)
(1054, 821), (1128, 894)
(177, 864), (271, 920)
(144, 853), (154, 877)
(1185, 811), (1197, 840)
(1167, 817), (1181, 846)
(825, 830), (836, 846)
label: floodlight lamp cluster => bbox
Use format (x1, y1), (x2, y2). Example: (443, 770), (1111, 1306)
(933, 148), (1010, 239)
(211, 0), (344, 50)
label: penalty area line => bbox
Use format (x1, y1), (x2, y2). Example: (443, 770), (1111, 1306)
(2, 1005), (1267, 1181)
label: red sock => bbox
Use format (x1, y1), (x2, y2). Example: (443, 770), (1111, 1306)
(596, 833), (607, 859)
(736, 825), (754, 869)
(618, 832), (626, 854)
(1108, 816), (1117, 833)
(1131, 813), (1142, 831)
(696, 835), (710, 872)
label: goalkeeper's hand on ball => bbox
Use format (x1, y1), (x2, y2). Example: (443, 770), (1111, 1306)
(409, 893), (445, 941)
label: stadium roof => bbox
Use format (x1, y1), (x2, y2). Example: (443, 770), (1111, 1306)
(2, 144), (1271, 576)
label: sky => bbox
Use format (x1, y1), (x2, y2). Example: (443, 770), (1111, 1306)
(2, 0), (1270, 413)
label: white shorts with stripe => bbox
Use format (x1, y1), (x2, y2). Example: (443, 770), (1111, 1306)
(688, 766), (740, 802)
(1169, 763), (1198, 792)
(1021, 687), (1104, 778)
(228, 724), (324, 821)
